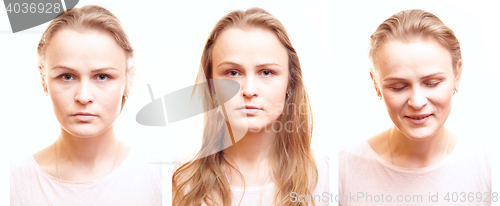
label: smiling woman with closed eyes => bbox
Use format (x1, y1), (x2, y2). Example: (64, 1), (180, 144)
(172, 8), (329, 206)
(339, 9), (491, 206)
(10, 5), (161, 205)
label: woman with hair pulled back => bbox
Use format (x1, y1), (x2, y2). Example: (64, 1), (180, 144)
(10, 5), (161, 205)
(172, 8), (329, 206)
(339, 9), (491, 205)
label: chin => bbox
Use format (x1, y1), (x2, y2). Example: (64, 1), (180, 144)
(62, 125), (109, 138)
(405, 134), (431, 141)
(230, 122), (265, 134)
(246, 125), (265, 133)
(399, 127), (435, 141)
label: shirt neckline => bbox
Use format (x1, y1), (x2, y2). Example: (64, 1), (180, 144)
(363, 137), (461, 173)
(30, 147), (133, 184)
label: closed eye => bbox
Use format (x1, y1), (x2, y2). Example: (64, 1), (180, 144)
(391, 86), (406, 91)
(425, 82), (440, 87)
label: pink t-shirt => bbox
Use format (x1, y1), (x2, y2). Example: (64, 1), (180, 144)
(10, 148), (162, 206)
(339, 139), (491, 206)
(230, 152), (329, 206)
(173, 151), (329, 206)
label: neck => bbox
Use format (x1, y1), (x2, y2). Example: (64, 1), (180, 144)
(56, 126), (119, 167)
(389, 126), (450, 167)
(223, 124), (275, 168)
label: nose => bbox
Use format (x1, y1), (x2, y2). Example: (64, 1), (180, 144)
(241, 76), (258, 98)
(75, 80), (94, 104)
(407, 87), (427, 110)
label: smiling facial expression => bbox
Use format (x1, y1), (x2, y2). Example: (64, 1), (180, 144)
(42, 28), (128, 138)
(211, 27), (289, 134)
(372, 37), (461, 140)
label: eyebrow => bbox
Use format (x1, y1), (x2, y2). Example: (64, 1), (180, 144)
(383, 72), (445, 82)
(50, 65), (75, 72)
(92, 67), (118, 72)
(216, 61), (281, 68)
(50, 65), (118, 72)
(216, 61), (240, 68)
(256, 63), (281, 68)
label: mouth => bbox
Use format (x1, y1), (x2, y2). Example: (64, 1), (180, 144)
(73, 112), (96, 116)
(406, 114), (432, 119)
(405, 114), (432, 124)
(237, 105), (262, 115)
(72, 112), (97, 121)
(237, 105), (262, 110)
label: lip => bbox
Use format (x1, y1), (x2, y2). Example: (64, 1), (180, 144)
(72, 112), (97, 122)
(404, 114), (432, 124)
(237, 105), (262, 115)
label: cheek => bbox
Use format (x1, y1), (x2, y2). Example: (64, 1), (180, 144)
(48, 84), (73, 108)
(97, 87), (124, 111)
(264, 76), (288, 105)
(429, 88), (453, 112)
(383, 92), (406, 114)
(269, 98), (286, 115)
(262, 90), (287, 118)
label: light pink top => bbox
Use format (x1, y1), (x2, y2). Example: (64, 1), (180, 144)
(339, 139), (491, 206)
(230, 152), (329, 206)
(174, 151), (329, 206)
(10, 149), (162, 206)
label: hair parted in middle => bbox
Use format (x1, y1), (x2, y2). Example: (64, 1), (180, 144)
(172, 7), (317, 206)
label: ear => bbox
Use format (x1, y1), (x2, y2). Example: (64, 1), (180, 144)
(39, 66), (48, 94)
(370, 69), (382, 99)
(124, 84), (130, 99)
(120, 82), (129, 113)
(453, 59), (463, 90)
(286, 87), (292, 97)
(123, 73), (132, 99)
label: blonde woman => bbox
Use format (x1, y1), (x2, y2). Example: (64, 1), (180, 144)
(10, 5), (161, 205)
(339, 9), (491, 205)
(173, 8), (329, 206)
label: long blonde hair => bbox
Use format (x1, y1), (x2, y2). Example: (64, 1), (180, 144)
(172, 8), (317, 206)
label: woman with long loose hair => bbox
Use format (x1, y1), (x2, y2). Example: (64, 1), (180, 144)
(173, 7), (329, 206)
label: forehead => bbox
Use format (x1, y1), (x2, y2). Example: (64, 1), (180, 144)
(211, 27), (288, 68)
(45, 28), (127, 72)
(375, 37), (453, 78)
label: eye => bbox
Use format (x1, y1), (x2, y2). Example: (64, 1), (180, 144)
(58, 74), (74, 81)
(261, 70), (274, 77)
(226, 70), (240, 77)
(425, 81), (440, 87)
(391, 85), (406, 91)
(96, 74), (110, 81)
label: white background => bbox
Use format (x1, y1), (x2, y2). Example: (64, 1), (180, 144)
(1, 0), (498, 205)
